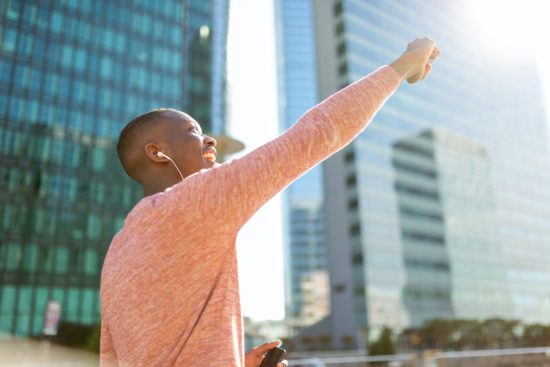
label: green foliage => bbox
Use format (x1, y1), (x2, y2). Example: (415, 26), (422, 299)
(521, 324), (550, 347)
(32, 321), (100, 354)
(369, 326), (395, 356)
(481, 318), (519, 348)
(85, 323), (101, 354)
(51, 321), (96, 348)
(400, 318), (550, 351)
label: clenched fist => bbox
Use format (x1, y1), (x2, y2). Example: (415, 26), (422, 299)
(390, 37), (440, 83)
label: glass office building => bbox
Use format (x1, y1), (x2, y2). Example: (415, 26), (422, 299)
(275, 0), (329, 327)
(392, 128), (512, 326)
(0, 0), (230, 336)
(311, 0), (550, 347)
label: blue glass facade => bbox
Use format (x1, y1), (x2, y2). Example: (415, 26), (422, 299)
(275, 0), (329, 326)
(392, 129), (513, 326)
(266, 0), (550, 348)
(328, 0), (550, 340)
(0, 0), (229, 336)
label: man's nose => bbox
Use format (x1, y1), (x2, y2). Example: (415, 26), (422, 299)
(204, 135), (217, 147)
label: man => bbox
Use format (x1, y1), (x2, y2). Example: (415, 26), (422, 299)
(100, 38), (440, 366)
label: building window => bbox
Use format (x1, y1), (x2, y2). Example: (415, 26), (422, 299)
(393, 141), (433, 159)
(348, 198), (358, 210)
(405, 259), (450, 271)
(402, 230), (444, 245)
(338, 62), (348, 76)
(2, 28), (17, 53)
(56, 246), (68, 274)
(346, 174), (356, 187)
(334, 1), (343, 16)
(337, 41), (347, 56)
(335, 21), (345, 36)
(62, 45), (73, 67)
(86, 213), (102, 241)
(392, 159), (436, 179)
(395, 182), (439, 201)
(349, 223), (361, 236)
(23, 245), (38, 272)
(399, 207), (443, 222)
(84, 249), (97, 275)
(352, 252), (363, 265)
(50, 11), (64, 34)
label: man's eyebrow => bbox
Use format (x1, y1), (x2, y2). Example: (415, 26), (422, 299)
(195, 121), (203, 134)
(186, 120), (203, 134)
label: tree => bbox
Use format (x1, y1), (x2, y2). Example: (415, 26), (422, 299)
(421, 319), (455, 349)
(369, 326), (395, 356)
(481, 318), (519, 349)
(85, 323), (101, 353)
(522, 324), (550, 347)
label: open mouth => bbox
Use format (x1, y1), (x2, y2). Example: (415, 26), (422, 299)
(203, 151), (216, 162)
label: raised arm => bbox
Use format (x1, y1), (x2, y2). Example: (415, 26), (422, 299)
(161, 38), (440, 234)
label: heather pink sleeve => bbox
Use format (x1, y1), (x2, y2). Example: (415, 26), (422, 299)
(156, 66), (401, 235)
(99, 320), (117, 367)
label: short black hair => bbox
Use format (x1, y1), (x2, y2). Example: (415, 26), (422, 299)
(116, 108), (177, 178)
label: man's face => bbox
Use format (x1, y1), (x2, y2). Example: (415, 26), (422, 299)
(160, 111), (218, 177)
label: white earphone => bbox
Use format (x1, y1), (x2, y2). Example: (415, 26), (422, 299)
(156, 151), (184, 181)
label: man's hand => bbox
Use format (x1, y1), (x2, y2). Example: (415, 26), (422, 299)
(389, 37), (440, 83)
(245, 340), (288, 367)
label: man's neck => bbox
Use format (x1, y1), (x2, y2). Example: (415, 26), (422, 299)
(142, 178), (179, 197)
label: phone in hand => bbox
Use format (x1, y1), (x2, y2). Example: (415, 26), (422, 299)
(259, 346), (286, 367)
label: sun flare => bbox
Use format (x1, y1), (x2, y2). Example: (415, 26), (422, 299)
(461, 0), (550, 62)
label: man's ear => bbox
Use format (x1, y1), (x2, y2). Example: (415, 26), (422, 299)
(144, 143), (165, 162)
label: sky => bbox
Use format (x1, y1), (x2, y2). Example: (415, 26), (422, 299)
(457, 0), (550, 155)
(226, 0), (284, 321)
(226, 0), (550, 322)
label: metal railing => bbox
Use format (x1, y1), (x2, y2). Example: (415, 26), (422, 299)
(288, 346), (550, 367)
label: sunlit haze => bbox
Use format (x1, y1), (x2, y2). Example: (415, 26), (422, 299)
(227, 0), (285, 321)
(226, 0), (550, 322)
(464, 0), (549, 56)
(461, 0), (550, 142)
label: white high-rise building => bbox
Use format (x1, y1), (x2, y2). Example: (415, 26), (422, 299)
(275, 0), (550, 350)
(314, 0), (550, 348)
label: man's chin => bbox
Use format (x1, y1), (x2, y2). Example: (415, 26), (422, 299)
(203, 160), (220, 169)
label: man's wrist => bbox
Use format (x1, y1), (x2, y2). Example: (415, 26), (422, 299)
(389, 53), (416, 81)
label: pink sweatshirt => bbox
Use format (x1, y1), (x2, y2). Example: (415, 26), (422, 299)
(100, 66), (401, 366)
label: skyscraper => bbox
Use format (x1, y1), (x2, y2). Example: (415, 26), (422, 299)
(300, 0), (550, 348)
(275, 0), (330, 328)
(392, 128), (512, 326)
(0, 0), (234, 337)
